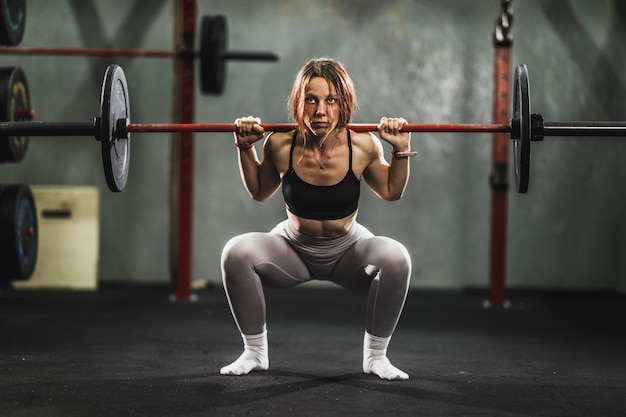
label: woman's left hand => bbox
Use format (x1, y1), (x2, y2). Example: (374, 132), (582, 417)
(377, 117), (411, 151)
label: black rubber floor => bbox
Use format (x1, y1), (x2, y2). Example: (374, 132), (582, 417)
(1, 284), (624, 417)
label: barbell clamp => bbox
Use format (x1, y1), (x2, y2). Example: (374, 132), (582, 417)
(178, 48), (195, 60)
(531, 113), (545, 141)
(116, 118), (130, 139)
(510, 117), (520, 140)
(93, 117), (102, 141)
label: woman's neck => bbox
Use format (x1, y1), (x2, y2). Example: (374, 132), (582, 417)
(304, 127), (343, 148)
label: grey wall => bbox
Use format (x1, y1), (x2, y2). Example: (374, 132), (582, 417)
(1, 0), (624, 293)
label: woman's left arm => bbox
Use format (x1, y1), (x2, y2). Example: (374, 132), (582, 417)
(362, 117), (412, 201)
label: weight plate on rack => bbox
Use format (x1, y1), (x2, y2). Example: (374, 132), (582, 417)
(100, 64), (130, 192)
(200, 15), (227, 95)
(0, 66), (30, 162)
(0, 184), (38, 281)
(512, 64), (531, 193)
(0, 0), (26, 46)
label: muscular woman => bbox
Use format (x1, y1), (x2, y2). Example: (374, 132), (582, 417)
(220, 57), (414, 380)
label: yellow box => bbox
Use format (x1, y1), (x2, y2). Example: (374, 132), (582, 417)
(13, 186), (100, 290)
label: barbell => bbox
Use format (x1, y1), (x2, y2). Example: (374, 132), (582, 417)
(0, 15), (279, 95)
(1, 63), (626, 193)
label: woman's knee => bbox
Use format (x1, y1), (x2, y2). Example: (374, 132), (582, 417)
(222, 234), (257, 267)
(220, 233), (268, 288)
(364, 237), (412, 272)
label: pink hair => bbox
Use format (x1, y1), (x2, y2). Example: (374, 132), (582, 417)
(289, 58), (358, 140)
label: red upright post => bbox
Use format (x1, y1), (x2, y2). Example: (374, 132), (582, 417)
(171, 0), (197, 301)
(488, 0), (513, 308)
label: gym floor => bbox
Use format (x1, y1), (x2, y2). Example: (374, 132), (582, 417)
(0, 284), (624, 417)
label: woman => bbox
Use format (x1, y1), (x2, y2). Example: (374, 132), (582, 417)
(220, 57), (415, 380)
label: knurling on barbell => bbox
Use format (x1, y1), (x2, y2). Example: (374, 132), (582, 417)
(0, 15), (279, 95)
(3, 63), (626, 193)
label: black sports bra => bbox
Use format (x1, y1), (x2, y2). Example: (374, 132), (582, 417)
(281, 130), (361, 220)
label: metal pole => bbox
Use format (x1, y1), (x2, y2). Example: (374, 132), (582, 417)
(488, 0), (513, 308)
(170, 0), (197, 302)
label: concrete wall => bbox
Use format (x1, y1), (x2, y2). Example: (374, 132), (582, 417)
(1, 0), (624, 292)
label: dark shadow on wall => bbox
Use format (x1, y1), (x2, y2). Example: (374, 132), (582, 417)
(542, 0), (626, 120)
(66, 0), (169, 113)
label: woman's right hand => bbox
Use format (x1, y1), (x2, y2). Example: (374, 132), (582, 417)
(234, 116), (265, 149)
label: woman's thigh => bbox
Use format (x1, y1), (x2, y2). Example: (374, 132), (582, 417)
(328, 236), (411, 290)
(222, 232), (313, 288)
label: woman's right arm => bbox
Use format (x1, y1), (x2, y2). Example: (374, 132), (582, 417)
(234, 117), (282, 201)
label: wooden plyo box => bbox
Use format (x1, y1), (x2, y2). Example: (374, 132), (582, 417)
(13, 186), (100, 290)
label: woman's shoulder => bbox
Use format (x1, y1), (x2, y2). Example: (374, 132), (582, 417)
(349, 129), (381, 155)
(266, 130), (294, 148)
(264, 130), (295, 167)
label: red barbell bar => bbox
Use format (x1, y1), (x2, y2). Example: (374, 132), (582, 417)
(124, 123), (512, 134)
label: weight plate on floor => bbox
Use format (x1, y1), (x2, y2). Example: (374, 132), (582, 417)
(0, 0), (26, 46)
(0, 66), (30, 162)
(200, 15), (227, 95)
(512, 64), (531, 193)
(0, 184), (38, 281)
(100, 64), (130, 192)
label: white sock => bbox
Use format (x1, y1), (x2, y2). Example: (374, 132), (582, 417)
(220, 327), (269, 376)
(363, 332), (409, 381)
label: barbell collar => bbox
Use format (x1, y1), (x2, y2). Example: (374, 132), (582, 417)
(116, 118), (129, 139)
(510, 118), (520, 139)
(531, 113), (544, 141)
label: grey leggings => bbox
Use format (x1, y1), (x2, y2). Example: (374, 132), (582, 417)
(221, 220), (412, 337)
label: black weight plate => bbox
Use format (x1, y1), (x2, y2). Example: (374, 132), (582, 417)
(200, 15), (227, 95)
(100, 64), (130, 192)
(0, 66), (30, 162)
(513, 64), (531, 193)
(0, 0), (26, 46)
(0, 184), (38, 281)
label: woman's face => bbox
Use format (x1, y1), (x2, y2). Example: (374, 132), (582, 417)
(302, 77), (340, 138)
